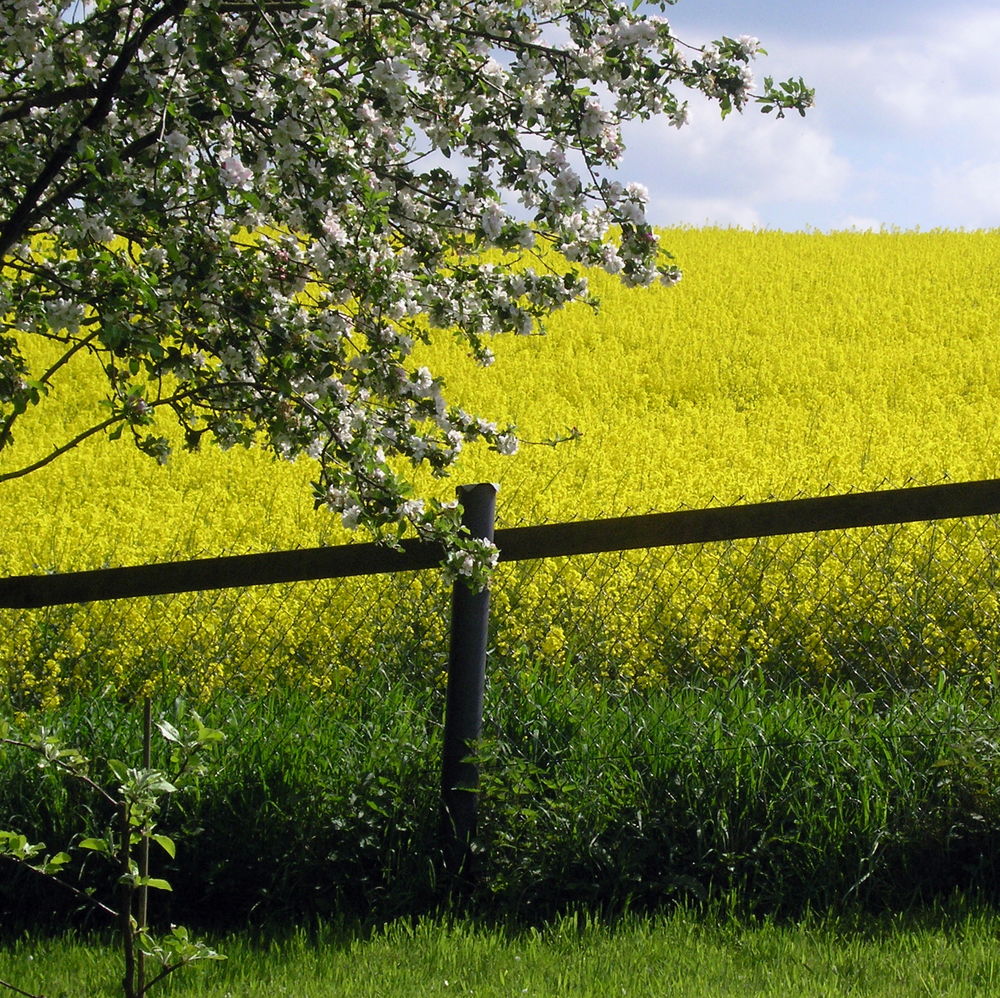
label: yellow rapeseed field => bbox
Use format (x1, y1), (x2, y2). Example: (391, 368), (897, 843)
(3, 228), (999, 707)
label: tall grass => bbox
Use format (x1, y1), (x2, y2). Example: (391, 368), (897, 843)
(3, 664), (1000, 929)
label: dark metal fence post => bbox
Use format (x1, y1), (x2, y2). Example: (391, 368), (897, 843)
(440, 482), (498, 888)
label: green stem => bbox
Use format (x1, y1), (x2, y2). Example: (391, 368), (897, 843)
(136, 698), (152, 996)
(119, 796), (136, 998)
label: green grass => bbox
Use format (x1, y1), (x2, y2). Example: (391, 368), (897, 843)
(4, 905), (1000, 997)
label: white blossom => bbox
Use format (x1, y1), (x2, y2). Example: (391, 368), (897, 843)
(481, 203), (504, 242)
(0, 0), (812, 578)
(163, 130), (188, 155)
(219, 154), (253, 188)
(341, 504), (362, 529)
(495, 433), (518, 456)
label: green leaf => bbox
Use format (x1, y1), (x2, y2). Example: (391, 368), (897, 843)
(136, 876), (172, 891)
(156, 719), (181, 744)
(0, 831), (42, 859)
(151, 833), (176, 859)
(194, 719), (224, 746)
(147, 774), (178, 795)
(79, 837), (110, 854)
(41, 851), (72, 875)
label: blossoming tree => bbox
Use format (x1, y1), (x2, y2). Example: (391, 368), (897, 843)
(0, 0), (811, 578)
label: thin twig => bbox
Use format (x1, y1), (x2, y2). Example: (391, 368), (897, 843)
(0, 858), (119, 921)
(0, 976), (46, 998)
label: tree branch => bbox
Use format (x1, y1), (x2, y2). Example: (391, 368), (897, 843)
(143, 963), (184, 992)
(0, 976), (46, 998)
(0, 82), (101, 127)
(0, 735), (118, 807)
(0, 381), (251, 484)
(0, 331), (100, 452)
(0, 414), (123, 483)
(0, 855), (120, 922)
(0, 0), (186, 260)
(25, 130), (161, 232)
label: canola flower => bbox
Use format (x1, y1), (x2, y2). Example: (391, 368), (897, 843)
(1, 1), (810, 579)
(2, 228), (1000, 708)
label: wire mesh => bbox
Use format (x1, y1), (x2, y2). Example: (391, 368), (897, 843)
(474, 509), (1000, 913)
(3, 502), (1000, 919)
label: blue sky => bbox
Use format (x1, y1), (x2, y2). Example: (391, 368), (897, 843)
(620, 0), (1000, 231)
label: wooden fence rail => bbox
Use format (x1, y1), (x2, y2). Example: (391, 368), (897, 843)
(1, 476), (999, 610)
(3, 476), (1000, 888)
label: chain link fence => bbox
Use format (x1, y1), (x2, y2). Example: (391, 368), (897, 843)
(3, 483), (1000, 922)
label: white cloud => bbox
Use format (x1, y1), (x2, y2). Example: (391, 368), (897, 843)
(620, 97), (851, 228)
(654, 196), (762, 229)
(876, 10), (1000, 134)
(834, 215), (885, 232)
(932, 160), (1000, 228)
(622, 2), (1000, 229)
(791, 8), (1000, 143)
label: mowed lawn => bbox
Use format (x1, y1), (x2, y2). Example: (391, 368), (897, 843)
(2, 906), (1000, 997)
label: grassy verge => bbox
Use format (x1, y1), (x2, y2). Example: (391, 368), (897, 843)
(3, 905), (1000, 997)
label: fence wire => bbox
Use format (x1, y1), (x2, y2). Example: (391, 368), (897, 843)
(3, 504), (1000, 919)
(4, 509), (1000, 749)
